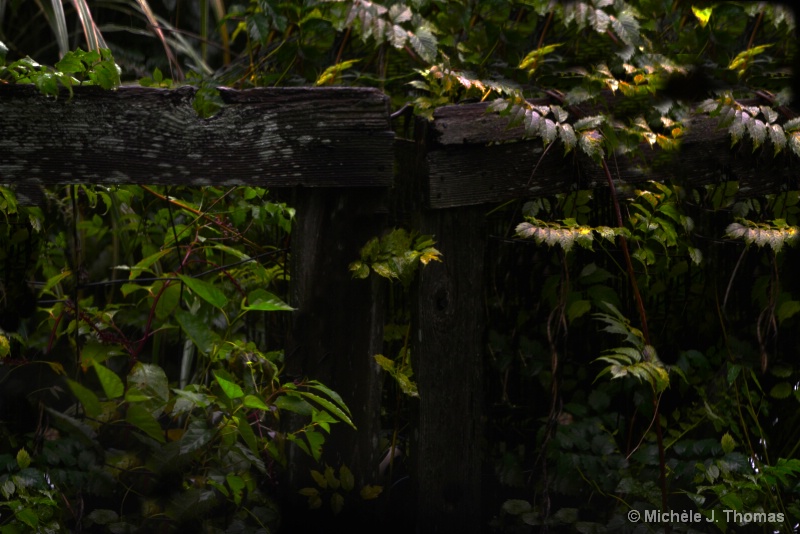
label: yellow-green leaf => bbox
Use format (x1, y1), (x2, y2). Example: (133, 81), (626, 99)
(691, 6), (712, 27)
(93, 362), (124, 399)
(325, 465), (340, 489)
(340, 464), (354, 492)
(721, 432), (736, 454)
(16, 448), (31, 470)
(331, 492), (345, 515)
(360, 484), (383, 500)
(310, 469), (327, 489)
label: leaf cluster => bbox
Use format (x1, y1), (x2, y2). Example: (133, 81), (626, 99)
(0, 184), (349, 532)
(349, 228), (440, 288)
(0, 48), (120, 97)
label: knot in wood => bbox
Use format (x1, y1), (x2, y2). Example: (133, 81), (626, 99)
(434, 287), (449, 311)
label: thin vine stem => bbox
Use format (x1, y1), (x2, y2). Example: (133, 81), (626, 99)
(600, 157), (668, 532)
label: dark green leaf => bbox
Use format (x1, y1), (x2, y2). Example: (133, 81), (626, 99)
(67, 379), (101, 417)
(214, 371), (244, 399)
(275, 395), (314, 415)
(175, 309), (220, 354)
(126, 403), (165, 443)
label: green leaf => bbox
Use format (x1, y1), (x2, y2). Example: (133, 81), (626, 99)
(777, 300), (800, 324)
(15, 506), (39, 528)
(128, 363), (169, 403)
(306, 381), (352, 417)
(193, 85), (224, 119)
(178, 274), (228, 309)
(296, 390), (356, 429)
(67, 379), (101, 417)
(691, 6), (713, 27)
(331, 492), (345, 515)
(315, 59), (361, 86)
(55, 52), (86, 75)
(237, 415), (259, 454)
(374, 354), (395, 372)
(126, 403), (165, 443)
(128, 249), (172, 279)
(275, 395), (314, 415)
(242, 291), (294, 311)
(719, 491), (742, 510)
(503, 499), (532, 515)
(770, 382), (792, 399)
(175, 309), (220, 354)
(325, 465), (340, 489)
(727, 363), (742, 385)
(340, 464), (354, 492)
(567, 299), (591, 322)
(360, 484), (383, 500)
(179, 422), (214, 455)
(305, 430), (325, 462)
(310, 469), (327, 488)
(93, 362), (124, 399)
(214, 371), (244, 399)
(155, 282), (181, 320)
(721, 433), (736, 454)
(770, 364), (793, 378)
(15, 448), (30, 470)
(243, 395), (269, 410)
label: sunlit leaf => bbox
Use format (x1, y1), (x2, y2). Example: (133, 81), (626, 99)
(93, 362), (124, 399)
(691, 6), (713, 27)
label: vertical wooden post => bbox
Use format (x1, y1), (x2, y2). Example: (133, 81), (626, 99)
(284, 188), (386, 526)
(413, 205), (486, 532)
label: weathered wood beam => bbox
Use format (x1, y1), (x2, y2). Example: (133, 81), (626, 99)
(283, 188), (387, 528)
(0, 85), (393, 187)
(412, 205), (486, 533)
(426, 99), (798, 209)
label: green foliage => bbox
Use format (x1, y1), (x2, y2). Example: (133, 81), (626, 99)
(349, 228), (441, 288)
(0, 48), (120, 97)
(299, 463), (382, 514)
(4, 1), (800, 532)
(0, 185), (346, 531)
(488, 170), (800, 531)
(725, 219), (800, 253)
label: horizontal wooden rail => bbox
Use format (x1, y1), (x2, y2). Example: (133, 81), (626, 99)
(425, 98), (798, 208)
(0, 85), (393, 187)
(2, 85), (797, 207)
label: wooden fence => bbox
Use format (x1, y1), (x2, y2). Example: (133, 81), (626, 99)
(0, 83), (789, 532)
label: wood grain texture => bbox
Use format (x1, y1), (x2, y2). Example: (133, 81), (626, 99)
(0, 85), (393, 186)
(283, 188), (386, 529)
(412, 206), (485, 533)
